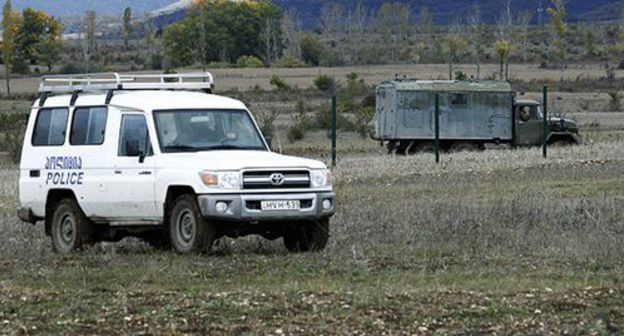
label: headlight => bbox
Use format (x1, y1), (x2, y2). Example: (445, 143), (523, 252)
(310, 169), (332, 188)
(199, 171), (240, 189)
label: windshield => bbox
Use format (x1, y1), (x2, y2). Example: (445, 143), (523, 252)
(153, 109), (266, 153)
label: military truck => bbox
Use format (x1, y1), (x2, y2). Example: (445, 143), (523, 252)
(374, 80), (580, 154)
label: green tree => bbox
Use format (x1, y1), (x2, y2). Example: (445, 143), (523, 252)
(300, 34), (324, 65)
(123, 7), (132, 50)
(36, 34), (61, 72)
(547, 0), (567, 83)
(495, 40), (511, 80)
(163, 0), (282, 66)
(2, 0), (15, 96)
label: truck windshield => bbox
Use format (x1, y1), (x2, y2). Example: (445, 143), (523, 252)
(153, 109), (267, 153)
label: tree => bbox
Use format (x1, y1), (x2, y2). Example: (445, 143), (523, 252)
(281, 8), (301, 60)
(495, 40), (511, 80)
(260, 16), (280, 65)
(300, 34), (325, 65)
(2, 0), (15, 96)
(122, 7), (132, 50)
(320, 2), (344, 38)
(496, 0), (513, 80)
(444, 22), (467, 80)
(468, 5), (484, 80)
(516, 11), (533, 63)
(164, 1), (282, 66)
(417, 6), (433, 36)
(36, 34), (61, 72)
(547, 0), (567, 83)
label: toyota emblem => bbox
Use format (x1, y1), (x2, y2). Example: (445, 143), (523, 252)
(270, 173), (285, 186)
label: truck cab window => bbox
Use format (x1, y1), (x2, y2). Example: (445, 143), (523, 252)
(118, 114), (151, 156)
(32, 108), (69, 146)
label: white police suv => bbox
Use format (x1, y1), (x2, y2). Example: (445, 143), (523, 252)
(18, 73), (335, 254)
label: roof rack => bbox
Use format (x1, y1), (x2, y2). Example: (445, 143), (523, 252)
(38, 72), (214, 94)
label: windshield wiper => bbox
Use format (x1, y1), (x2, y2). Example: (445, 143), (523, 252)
(163, 145), (203, 152)
(204, 144), (247, 150)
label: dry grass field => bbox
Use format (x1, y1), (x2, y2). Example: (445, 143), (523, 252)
(1, 64), (624, 334)
(1, 139), (624, 334)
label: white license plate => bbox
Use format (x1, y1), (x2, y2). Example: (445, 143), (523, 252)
(261, 200), (301, 211)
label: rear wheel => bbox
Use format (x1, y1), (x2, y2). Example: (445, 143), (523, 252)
(450, 141), (479, 152)
(50, 199), (95, 254)
(283, 219), (330, 253)
(168, 194), (216, 254)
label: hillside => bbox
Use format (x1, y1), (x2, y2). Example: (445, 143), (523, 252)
(8, 0), (624, 23)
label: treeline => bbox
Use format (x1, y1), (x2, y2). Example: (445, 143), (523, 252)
(1, 0), (624, 85)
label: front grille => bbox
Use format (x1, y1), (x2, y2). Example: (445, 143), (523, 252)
(243, 170), (310, 189)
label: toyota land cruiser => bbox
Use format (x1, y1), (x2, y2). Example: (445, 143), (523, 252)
(17, 73), (335, 254)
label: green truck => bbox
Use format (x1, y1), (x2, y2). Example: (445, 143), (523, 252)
(374, 80), (580, 154)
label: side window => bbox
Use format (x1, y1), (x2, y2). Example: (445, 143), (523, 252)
(32, 108), (69, 146)
(118, 114), (151, 156)
(451, 93), (468, 107)
(70, 107), (108, 145)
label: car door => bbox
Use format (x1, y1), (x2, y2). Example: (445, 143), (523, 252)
(514, 105), (543, 146)
(108, 113), (157, 222)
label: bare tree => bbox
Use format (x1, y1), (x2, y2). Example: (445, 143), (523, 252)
(516, 10), (533, 63)
(417, 6), (433, 36)
(445, 19), (468, 80)
(375, 3), (411, 63)
(320, 2), (345, 38)
(281, 8), (302, 60)
(81, 10), (97, 74)
(260, 17), (280, 65)
(468, 4), (484, 79)
(547, 0), (567, 83)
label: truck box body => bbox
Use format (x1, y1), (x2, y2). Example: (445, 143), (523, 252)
(375, 80), (514, 142)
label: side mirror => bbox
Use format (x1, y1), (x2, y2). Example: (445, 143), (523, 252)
(126, 139), (145, 162)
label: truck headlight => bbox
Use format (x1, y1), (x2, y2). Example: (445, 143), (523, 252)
(199, 171), (240, 189)
(310, 169), (332, 188)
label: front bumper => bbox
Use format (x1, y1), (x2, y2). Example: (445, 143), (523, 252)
(198, 192), (336, 222)
(17, 207), (39, 224)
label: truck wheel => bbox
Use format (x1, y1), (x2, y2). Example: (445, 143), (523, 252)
(411, 142), (435, 154)
(283, 218), (329, 253)
(450, 141), (479, 152)
(168, 195), (216, 254)
(50, 199), (95, 254)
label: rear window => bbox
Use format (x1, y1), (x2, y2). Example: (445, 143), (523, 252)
(32, 108), (69, 146)
(70, 107), (108, 145)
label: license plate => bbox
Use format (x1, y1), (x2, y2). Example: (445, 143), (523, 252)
(261, 200), (300, 211)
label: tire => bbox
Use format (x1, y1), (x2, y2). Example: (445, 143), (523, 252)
(140, 229), (171, 250)
(50, 199), (95, 254)
(410, 142), (435, 154)
(283, 218), (330, 253)
(168, 194), (216, 254)
(449, 141), (479, 152)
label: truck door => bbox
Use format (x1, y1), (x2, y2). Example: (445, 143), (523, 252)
(514, 104), (542, 146)
(108, 113), (157, 222)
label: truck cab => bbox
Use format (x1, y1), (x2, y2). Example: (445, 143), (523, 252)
(514, 99), (580, 146)
(18, 73), (336, 254)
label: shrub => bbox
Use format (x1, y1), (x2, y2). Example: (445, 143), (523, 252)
(455, 71), (468, 80)
(300, 34), (325, 66)
(237, 55), (264, 68)
(287, 123), (305, 143)
(269, 75), (290, 91)
(273, 55), (304, 68)
(608, 91), (622, 111)
(257, 109), (279, 137)
(150, 54), (163, 70)
(354, 106), (375, 138)
(314, 75), (337, 93)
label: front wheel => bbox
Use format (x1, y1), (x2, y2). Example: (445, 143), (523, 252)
(50, 199), (95, 253)
(168, 195), (216, 254)
(283, 218), (330, 253)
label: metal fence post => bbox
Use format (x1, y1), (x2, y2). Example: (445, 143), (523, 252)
(434, 93), (440, 163)
(542, 86), (548, 159)
(331, 95), (337, 167)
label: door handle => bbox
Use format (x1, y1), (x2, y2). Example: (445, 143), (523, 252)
(29, 170), (40, 178)
(114, 170), (122, 175)
(139, 171), (152, 175)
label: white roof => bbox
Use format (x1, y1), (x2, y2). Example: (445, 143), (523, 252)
(35, 91), (247, 112)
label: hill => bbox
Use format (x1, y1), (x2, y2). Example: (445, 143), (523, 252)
(7, 0), (624, 24)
